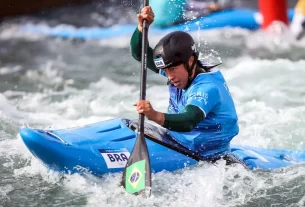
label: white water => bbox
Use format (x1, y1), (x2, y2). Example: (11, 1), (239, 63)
(1, 14), (305, 206)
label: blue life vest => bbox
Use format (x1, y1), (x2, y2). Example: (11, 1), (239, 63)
(160, 68), (239, 159)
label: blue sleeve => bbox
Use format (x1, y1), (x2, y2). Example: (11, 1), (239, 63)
(186, 83), (219, 116)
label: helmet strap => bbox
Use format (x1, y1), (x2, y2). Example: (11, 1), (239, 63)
(184, 55), (198, 89)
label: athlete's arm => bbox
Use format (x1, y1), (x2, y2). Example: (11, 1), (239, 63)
(162, 83), (220, 132)
(163, 105), (204, 132)
(135, 101), (204, 132)
(130, 28), (159, 73)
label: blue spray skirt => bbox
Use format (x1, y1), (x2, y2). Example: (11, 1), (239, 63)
(19, 118), (305, 175)
(20, 9), (294, 40)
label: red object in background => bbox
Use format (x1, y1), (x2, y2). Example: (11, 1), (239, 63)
(258, 0), (289, 29)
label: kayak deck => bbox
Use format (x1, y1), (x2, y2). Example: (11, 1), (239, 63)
(19, 118), (305, 175)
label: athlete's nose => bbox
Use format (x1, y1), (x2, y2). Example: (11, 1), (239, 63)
(166, 71), (175, 82)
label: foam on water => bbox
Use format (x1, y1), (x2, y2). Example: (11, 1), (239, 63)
(0, 23), (44, 41)
(1, 55), (305, 205)
(222, 59), (305, 149)
(1, 11), (305, 206)
(4, 59), (305, 206)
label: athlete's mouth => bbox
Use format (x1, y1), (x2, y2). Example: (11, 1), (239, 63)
(172, 81), (180, 86)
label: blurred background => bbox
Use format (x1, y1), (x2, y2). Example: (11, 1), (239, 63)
(0, 0), (300, 26)
(2, 0), (305, 207)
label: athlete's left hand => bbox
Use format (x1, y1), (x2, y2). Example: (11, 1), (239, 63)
(208, 3), (222, 11)
(134, 100), (165, 125)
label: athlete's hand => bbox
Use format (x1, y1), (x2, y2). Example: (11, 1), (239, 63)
(137, 6), (154, 32)
(134, 100), (164, 125)
(208, 3), (222, 12)
(134, 100), (156, 119)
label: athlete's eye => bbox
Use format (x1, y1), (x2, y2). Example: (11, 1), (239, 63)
(163, 67), (176, 74)
(168, 67), (176, 71)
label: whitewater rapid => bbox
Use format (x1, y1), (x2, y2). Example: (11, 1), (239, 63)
(1, 11), (305, 206)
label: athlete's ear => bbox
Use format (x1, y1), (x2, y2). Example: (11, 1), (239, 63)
(188, 56), (194, 66)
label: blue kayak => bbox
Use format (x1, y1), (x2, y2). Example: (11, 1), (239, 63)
(19, 118), (305, 175)
(20, 9), (294, 40)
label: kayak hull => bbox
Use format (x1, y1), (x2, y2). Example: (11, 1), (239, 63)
(20, 118), (305, 175)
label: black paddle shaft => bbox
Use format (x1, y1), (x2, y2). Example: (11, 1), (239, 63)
(139, 0), (149, 135)
(122, 0), (151, 196)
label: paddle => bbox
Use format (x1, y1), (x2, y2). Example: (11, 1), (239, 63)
(122, 0), (151, 196)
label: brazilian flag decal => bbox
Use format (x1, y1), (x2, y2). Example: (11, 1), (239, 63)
(125, 159), (146, 194)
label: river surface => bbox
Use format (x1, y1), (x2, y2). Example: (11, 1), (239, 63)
(1, 2), (305, 207)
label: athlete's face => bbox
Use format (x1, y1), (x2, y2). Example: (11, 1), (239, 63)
(163, 56), (195, 89)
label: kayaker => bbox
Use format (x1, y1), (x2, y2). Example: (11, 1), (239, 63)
(131, 6), (239, 160)
(290, 0), (305, 40)
(151, 0), (234, 27)
(185, 0), (234, 21)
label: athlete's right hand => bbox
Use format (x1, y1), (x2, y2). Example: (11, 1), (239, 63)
(137, 6), (154, 32)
